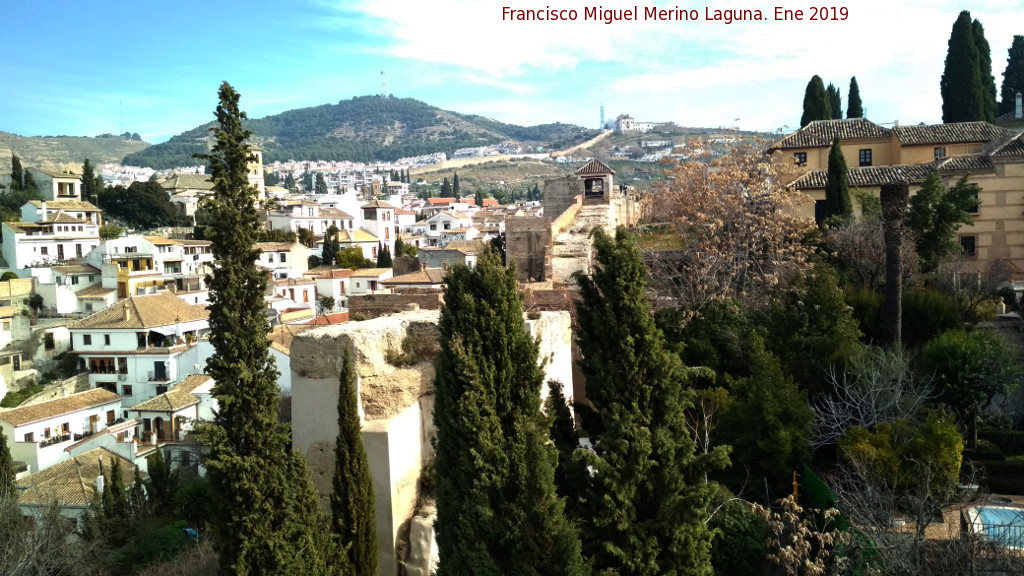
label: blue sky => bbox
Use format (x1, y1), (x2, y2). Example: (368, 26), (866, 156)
(2, 1), (1022, 144)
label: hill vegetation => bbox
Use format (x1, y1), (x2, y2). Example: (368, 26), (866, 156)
(123, 95), (600, 169)
(0, 132), (149, 171)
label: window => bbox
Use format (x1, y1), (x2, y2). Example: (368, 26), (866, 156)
(280, 253), (287, 263)
(44, 428), (51, 439)
(967, 192), (979, 214)
(40, 247), (48, 256)
(960, 235), (977, 257)
(44, 333), (54, 350)
(24, 432), (33, 443)
(107, 410), (116, 425)
(83, 334), (92, 345)
(934, 146), (946, 160)
(85, 303), (93, 312)
(794, 152), (807, 166)
(62, 423), (69, 434)
(429, 224), (437, 231)
(858, 149), (873, 167)
(104, 334), (111, 346)
(156, 385), (168, 395)
(70, 276), (79, 285)
(122, 384), (133, 396)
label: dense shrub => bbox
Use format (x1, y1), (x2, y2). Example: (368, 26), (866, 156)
(709, 499), (770, 576)
(901, 288), (962, 349)
(978, 429), (1024, 457)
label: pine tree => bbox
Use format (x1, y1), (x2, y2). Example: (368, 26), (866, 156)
(433, 249), (586, 576)
(572, 227), (728, 576)
(824, 136), (852, 223)
(1000, 35), (1024, 116)
(440, 177), (452, 198)
(331, 349), (377, 576)
(0, 427), (16, 500)
(194, 82), (331, 576)
(847, 76), (864, 118)
(81, 159), (104, 204)
(800, 75), (831, 127)
(972, 18), (998, 123)
(452, 172), (460, 200)
(941, 11), (985, 123)
(826, 82), (842, 119)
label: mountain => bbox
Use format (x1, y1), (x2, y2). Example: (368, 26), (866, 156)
(122, 96), (600, 169)
(0, 132), (149, 172)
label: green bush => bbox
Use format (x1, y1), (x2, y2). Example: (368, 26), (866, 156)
(843, 284), (883, 343)
(901, 288), (962, 349)
(709, 499), (770, 576)
(0, 384), (45, 408)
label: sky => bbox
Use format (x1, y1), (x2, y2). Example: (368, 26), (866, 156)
(2, 1), (1022, 144)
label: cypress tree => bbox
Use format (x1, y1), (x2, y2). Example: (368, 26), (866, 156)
(972, 18), (997, 123)
(826, 82), (842, 119)
(0, 427), (16, 500)
(572, 227), (728, 576)
(331, 349), (377, 576)
(941, 11), (985, 123)
(316, 173), (329, 195)
(9, 155), (24, 191)
(800, 75), (831, 127)
(824, 136), (852, 223)
(376, 244), (392, 268)
(1000, 35), (1024, 116)
(847, 76), (864, 118)
(81, 159), (104, 204)
(433, 249), (586, 576)
(475, 190), (483, 207)
(452, 172), (460, 200)
(194, 82), (332, 576)
(545, 381), (587, 521)
(440, 177), (452, 198)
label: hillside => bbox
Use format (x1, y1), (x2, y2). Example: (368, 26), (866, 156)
(0, 132), (149, 171)
(123, 95), (600, 169)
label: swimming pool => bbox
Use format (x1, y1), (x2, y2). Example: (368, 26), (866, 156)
(965, 506), (1024, 548)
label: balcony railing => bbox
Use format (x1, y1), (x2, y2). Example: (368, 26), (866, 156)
(39, 434), (71, 447)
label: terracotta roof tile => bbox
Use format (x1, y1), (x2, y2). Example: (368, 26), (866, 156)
(255, 242), (301, 252)
(791, 164), (934, 190)
(893, 122), (1015, 145)
(350, 268), (390, 277)
(772, 118), (891, 150)
(575, 159), (615, 175)
(361, 200), (396, 209)
(934, 155), (995, 172)
(18, 448), (135, 508)
(0, 389), (121, 427)
(383, 268), (446, 286)
(28, 200), (100, 211)
(68, 292), (208, 330)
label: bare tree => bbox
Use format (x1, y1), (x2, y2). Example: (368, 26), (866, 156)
(826, 217), (917, 290)
(646, 140), (815, 310)
(813, 346), (933, 448)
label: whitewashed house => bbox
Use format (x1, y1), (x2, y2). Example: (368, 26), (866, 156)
(1, 201), (102, 269)
(68, 293), (210, 408)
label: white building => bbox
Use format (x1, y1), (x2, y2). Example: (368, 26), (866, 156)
(0, 388), (123, 475)
(25, 167), (82, 201)
(1, 201), (102, 269)
(255, 242), (310, 280)
(68, 293), (211, 408)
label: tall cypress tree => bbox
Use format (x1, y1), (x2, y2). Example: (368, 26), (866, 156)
(847, 76), (864, 118)
(0, 427), (16, 500)
(941, 11), (985, 123)
(9, 155), (24, 192)
(376, 244), (393, 268)
(826, 82), (843, 119)
(1000, 35), (1024, 116)
(440, 177), (452, 198)
(972, 18), (997, 123)
(800, 75), (831, 127)
(452, 172), (460, 201)
(81, 159), (104, 204)
(572, 227), (728, 576)
(433, 249), (586, 576)
(194, 82), (331, 576)
(331, 349), (377, 576)
(824, 136), (852, 223)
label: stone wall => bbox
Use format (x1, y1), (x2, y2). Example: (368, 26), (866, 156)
(506, 216), (552, 283)
(289, 310), (574, 576)
(543, 175), (585, 222)
(348, 293), (442, 319)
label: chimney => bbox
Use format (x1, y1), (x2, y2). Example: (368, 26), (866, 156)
(96, 454), (105, 493)
(40, 201), (47, 221)
(1017, 92), (1022, 120)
